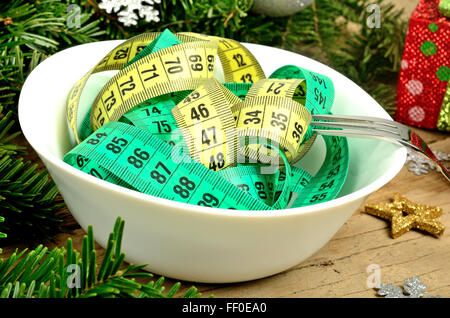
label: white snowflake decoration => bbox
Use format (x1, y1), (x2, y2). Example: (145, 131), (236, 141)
(99, 0), (161, 27)
(98, 0), (124, 13)
(405, 148), (449, 176)
(376, 276), (441, 298)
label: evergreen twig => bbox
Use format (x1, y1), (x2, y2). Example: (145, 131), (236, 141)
(0, 0), (105, 116)
(0, 217), (5, 253)
(0, 151), (66, 244)
(0, 106), (25, 156)
(0, 217), (205, 298)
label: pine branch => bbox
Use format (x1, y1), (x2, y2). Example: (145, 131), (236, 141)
(323, 0), (406, 112)
(241, 0), (406, 113)
(0, 217), (205, 298)
(0, 107), (25, 156)
(0, 152), (66, 245)
(364, 83), (397, 116)
(0, 217), (5, 253)
(0, 0), (106, 117)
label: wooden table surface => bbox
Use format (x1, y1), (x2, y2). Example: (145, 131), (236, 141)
(2, 126), (449, 298)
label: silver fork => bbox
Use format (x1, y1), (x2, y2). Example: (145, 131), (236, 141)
(310, 114), (450, 183)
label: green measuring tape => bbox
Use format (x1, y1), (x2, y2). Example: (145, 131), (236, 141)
(64, 29), (349, 210)
(64, 121), (295, 211)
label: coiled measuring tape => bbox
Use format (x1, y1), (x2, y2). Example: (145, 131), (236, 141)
(64, 29), (349, 210)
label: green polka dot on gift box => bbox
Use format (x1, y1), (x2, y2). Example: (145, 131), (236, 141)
(428, 23), (439, 32)
(436, 66), (450, 82)
(421, 41), (437, 56)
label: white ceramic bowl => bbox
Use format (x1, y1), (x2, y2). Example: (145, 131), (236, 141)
(19, 40), (406, 283)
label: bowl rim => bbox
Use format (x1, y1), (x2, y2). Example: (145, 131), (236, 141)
(18, 40), (407, 218)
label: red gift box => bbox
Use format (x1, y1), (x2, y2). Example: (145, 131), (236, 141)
(395, 0), (450, 131)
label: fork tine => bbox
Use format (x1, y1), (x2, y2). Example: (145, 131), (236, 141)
(312, 114), (400, 129)
(311, 128), (403, 142)
(310, 120), (401, 136)
(311, 115), (450, 183)
(311, 113), (410, 140)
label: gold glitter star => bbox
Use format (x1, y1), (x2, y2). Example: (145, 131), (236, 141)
(364, 193), (445, 239)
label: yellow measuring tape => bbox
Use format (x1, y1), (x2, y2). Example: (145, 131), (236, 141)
(172, 78), (240, 171)
(89, 40), (218, 131)
(64, 29), (349, 211)
(178, 32), (266, 83)
(67, 32), (161, 142)
(233, 95), (311, 163)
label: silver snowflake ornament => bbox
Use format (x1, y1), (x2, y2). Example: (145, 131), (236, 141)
(375, 276), (441, 298)
(403, 276), (427, 298)
(405, 148), (449, 176)
(407, 161), (430, 176)
(377, 283), (406, 298)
